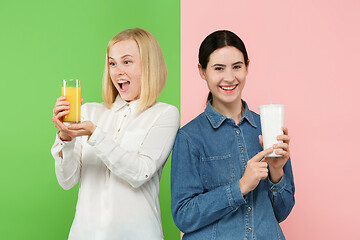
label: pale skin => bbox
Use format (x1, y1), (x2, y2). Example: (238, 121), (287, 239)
(52, 39), (142, 143)
(52, 96), (96, 142)
(199, 46), (291, 196)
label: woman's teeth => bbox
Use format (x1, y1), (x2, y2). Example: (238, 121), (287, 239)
(118, 80), (129, 89)
(221, 85), (237, 90)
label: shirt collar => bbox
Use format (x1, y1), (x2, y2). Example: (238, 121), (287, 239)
(205, 100), (257, 129)
(111, 95), (139, 113)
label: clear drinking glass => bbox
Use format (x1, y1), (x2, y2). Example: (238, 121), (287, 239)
(62, 79), (81, 123)
(258, 104), (285, 157)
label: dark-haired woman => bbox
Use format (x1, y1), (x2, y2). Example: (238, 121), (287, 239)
(171, 30), (295, 239)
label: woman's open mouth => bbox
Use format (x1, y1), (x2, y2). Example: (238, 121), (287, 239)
(118, 80), (130, 92)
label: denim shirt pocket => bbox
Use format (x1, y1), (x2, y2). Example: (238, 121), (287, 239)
(200, 153), (235, 190)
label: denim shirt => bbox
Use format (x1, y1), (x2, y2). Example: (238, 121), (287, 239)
(171, 100), (295, 240)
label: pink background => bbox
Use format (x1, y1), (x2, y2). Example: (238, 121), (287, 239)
(181, 0), (360, 239)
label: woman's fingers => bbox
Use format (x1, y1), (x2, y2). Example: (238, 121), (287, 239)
(251, 147), (274, 162)
(273, 142), (289, 151)
(282, 126), (289, 135)
(53, 106), (70, 116)
(53, 96), (70, 116)
(67, 122), (96, 137)
(55, 99), (70, 107)
(260, 148), (274, 158)
(277, 127), (290, 143)
(67, 123), (85, 130)
(274, 149), (290, 158)
(277, 134), (290, 143)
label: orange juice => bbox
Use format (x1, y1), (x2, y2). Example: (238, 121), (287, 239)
(62, 86), (81, 122)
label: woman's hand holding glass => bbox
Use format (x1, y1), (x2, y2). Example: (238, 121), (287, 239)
(239, 127), (290, 195)
(239, 147), (273, 196)
(260, 126), (291, 184)
(52, 96), (96, 141)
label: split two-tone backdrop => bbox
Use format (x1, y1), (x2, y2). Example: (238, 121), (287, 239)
(1, 0), (360, 239)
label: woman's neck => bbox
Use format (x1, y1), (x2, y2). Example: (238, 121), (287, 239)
(212, 99), (244, 124)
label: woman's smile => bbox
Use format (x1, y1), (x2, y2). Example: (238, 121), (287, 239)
(219, 84), (238, 92)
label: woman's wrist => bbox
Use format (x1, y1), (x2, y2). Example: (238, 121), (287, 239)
(239, 178), (250, 196)
(58, 131), (72, 142)
(269, 167), (283, 184)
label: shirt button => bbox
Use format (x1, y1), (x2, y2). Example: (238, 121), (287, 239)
(272, 188), (277, 191)
(248, 227), (252, 232)
(124, 114), (127, 117)
(145, 174), (149, 178)
(247, 206), (251, 212)
(241, 147), (245, 151)
(236, 129), (240, 134)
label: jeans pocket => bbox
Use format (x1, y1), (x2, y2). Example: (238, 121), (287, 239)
(200, 154), (235, 189)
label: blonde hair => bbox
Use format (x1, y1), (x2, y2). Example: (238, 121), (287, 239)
(102, 28), (167, 113)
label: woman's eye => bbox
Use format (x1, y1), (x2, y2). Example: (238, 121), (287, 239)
(109, 62), (115, 66)
(124, 60), (131, 64)
(215, 67), (223, 71)
(233, 65), (241, 69)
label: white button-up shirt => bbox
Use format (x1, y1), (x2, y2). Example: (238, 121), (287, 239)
(51, 96), (180, 240)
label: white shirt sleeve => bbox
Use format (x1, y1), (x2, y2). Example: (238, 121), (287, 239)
(87, 105), (180, 188)
(50, 133), (82, 190)
(50, 104), (88, 190)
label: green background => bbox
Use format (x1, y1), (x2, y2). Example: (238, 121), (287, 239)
(0, 0), (180, 239)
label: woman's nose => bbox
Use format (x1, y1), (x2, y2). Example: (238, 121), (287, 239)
(114, 65), (125, 75)
(224, 69), (235, 81)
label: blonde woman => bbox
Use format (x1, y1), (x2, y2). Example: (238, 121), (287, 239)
(51, 28), (180, 240)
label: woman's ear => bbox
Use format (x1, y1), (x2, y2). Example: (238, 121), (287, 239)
(198, 64), (206, 80)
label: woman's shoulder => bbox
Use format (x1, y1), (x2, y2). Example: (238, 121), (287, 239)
(178, 112), (207, 134)
(151, 102), (179, 116)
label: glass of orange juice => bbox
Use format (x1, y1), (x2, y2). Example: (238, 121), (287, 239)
(62, 79), (81, 123)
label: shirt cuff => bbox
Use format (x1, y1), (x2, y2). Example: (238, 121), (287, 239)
(268, 174), (287, 195)
(55, 131), (76, 148)
(227, 181), (246, 210)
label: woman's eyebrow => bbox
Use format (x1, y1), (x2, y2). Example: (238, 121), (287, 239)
(211, 63), (226, 67)
(232, 61), (244, 65)
(211, 61), (244, 67)
(108, 54), (133, 59)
